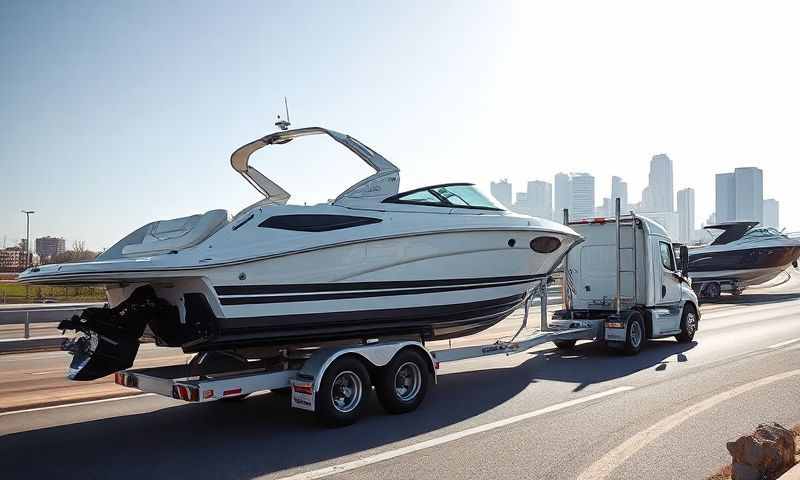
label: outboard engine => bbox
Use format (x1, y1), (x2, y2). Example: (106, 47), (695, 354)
(58, 286), (178, 380)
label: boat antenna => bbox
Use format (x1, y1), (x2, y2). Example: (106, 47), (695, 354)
(275, 96), (291, 131)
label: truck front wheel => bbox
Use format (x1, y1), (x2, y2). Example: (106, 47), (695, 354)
(675, 306), (698, 343)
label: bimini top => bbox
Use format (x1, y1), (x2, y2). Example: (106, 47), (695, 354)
(230, 127), (400, 207)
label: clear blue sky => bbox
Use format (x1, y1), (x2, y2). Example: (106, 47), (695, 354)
(2, 1), (798, 250)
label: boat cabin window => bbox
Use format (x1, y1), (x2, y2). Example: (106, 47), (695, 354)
(384, 183), (504, 211)
(659, 241), (676, 271)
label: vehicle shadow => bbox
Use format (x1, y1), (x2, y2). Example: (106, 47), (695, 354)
(701, 292), (800, 306)
(0, 340), (695, 480)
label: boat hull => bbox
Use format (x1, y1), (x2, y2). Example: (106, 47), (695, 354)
(688, 244), (800, 288)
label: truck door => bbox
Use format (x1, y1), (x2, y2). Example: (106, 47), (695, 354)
(657, 240), (683, 331)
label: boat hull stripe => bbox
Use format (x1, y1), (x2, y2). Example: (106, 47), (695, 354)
(218, 278), (536, 305)
(214, 274), (543, 296)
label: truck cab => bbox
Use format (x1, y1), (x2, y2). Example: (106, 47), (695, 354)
(550, 204), (700, 354)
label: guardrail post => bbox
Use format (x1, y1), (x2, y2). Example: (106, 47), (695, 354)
(24, 312), (30, 339)
(540, 278), (548, 331)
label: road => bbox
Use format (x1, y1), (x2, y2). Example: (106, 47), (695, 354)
(1, 273), (800, 479)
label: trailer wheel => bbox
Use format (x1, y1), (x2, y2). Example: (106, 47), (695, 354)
(554, 340), (577, 350)
(675, 306), (698, 343)
(704, 282), (721, 299)
(623, 311), (645, 355)
(316, 356), (371, 427)
(375, 349), (431, 415)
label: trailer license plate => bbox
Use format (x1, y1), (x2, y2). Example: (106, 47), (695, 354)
(290, 379), (315, 412)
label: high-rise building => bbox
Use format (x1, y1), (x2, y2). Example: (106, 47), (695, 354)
(597, 197), (612, 217)
(763, 199), (780, 229)
(715, 168), (764, 223)
(641, 154), (673, 213)
(569, 173), (595, 220)
(0, 247), (27, 272)
(611, 176), (628, 213)
(734, 167), (763, 224)
(554, 173), (571, 221)
(526, 181), (552, 220)
(513, 192), (530, 215)
(35, 236), (66, 262)
(715, 173), (736, 223)
(490, 179), (513, 209)
(677, 188), (695, 244)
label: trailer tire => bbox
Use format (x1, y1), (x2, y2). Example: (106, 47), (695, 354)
(375, 349), (431, 415)
(623, 311), (645, 355)
(675, 305), (698, 343)
(316, 356), (371, 427)
(704, 282), (721, 299)
(554, 340), (577, 350)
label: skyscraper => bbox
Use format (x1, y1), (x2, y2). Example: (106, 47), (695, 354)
(643, 154), (674, 213)
(763, 199), (780, 229)
(526, 180), (552, 220)
(569, 173), (595, 220)
(513, 192), (530, 215)
(715, 172), (736, 223)
(734, 167), (763, 223)
(553, 173), (571, 221)
(715, 167), (764, 223)
(490, 179), (512, 209)
(611, 176), (628, 213)
(677, 188), (695, 244)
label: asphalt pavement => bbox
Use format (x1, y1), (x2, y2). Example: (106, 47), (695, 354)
(1, 274), (799, 480)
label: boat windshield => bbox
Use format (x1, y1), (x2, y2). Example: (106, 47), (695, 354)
(384, 183), (504, 211)
(743, 227), (785, 239)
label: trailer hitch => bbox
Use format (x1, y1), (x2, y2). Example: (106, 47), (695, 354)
(58, 287), (178, 381)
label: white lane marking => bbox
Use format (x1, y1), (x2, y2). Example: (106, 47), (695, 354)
(576, 368), (800, 480)
(277, 386), (634, 480)
(0, 393), (155, 417)
(767, 337), (800, 349)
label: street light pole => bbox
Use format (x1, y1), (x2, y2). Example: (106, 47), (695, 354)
(21, 210), (35, 269)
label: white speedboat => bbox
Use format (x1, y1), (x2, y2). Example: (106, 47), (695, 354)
(689, 222), (800, 297)
(18, 127), (581, 380)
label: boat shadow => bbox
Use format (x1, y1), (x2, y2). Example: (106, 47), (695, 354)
(0, 340), (694, 479)
(701, 292), (800, 306)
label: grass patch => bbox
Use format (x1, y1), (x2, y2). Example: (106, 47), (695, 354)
(0, 283), (105, 303)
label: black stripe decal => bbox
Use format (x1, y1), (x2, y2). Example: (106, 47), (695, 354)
(214, 274), (541, 296)
(218, 279), (535, 305)
(217, 293), (526, 330)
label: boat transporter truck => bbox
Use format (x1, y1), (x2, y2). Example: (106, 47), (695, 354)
(112, 200), (700, 426)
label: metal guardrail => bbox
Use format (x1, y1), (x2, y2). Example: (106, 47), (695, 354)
(0, 306), (100, 339)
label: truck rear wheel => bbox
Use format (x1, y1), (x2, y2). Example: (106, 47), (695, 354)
(623, 311), (644, 355)
(554, 340), (577, 350)
(375, 349), (431, 414)
(316, 356), (371, 427)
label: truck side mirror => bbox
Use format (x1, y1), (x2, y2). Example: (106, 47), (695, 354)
(679, 245), (689, 277)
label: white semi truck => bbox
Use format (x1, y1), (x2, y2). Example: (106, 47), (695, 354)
(549, 200), (700, 354)
(111, 200), (699, 426)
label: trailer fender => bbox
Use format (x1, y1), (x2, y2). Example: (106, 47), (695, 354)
(298, 341), (436, 394)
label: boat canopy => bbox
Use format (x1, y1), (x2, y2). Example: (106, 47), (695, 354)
(230, 127), (400, 206)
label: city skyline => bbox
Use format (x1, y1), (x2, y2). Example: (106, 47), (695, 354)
(492, 156), (784, 237)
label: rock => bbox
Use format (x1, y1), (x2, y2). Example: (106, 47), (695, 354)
(726, 423), (797, 480)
